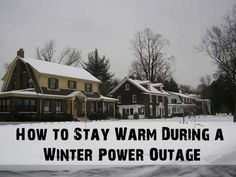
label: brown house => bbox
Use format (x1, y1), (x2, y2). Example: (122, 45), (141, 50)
(109, 77), (169, 119)
(0, 49), (117, 119)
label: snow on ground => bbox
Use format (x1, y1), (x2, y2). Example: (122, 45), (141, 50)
(0, 115), (236, 176)
(0, 165), (236, 177)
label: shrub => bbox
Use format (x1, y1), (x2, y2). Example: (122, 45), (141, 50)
(0, 113), (73, 122)
(133, 112), (139, 119)
(87, 112), (108, 121)
(122, 113), (129, 119)
(115, 111), (121, 119)
(172, 113), (186, 117)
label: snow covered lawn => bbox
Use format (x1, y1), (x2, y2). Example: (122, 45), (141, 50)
(0, 115), (235, 176)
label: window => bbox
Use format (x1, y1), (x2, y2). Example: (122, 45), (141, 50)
(122, 109), (125, 116)
(44, 100), (50, 112)
(68, 80), (77, 89)
(90, 102), (96, 113)
(130, 108), (133, 115)
(138, 107), (144, 115)
(56, 100), (62, 112)
(126, 109), (129, 115)
(85, 83), (92, 92)
(171, 99), (177, 104)
(12, 80), (17, 90)
(48, 78), (58, 89)
(172, 107), (176, 113)
(0, 99), (10, 112)
(17, 99), (36, 112)
(117, 96), (121, 104)
(125, 83), (129, 91)
(158, 96), (163, 102)
(27, 78), (33, 88)
(24, 99), (29, 106)
(132, 94), (137, 103)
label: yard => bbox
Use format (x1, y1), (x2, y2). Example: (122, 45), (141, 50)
(0, 115), (235, 177)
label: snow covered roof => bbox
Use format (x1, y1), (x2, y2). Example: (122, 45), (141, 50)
(19, 57), (101, 83)
(168, 91), (192, 99)
(0, 89), (117, 102)
(109, 77), (168, 96)
(99, 95), (118, 102)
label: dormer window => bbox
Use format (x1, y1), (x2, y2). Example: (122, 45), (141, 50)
(85, 83), (92, 92)
(125, 83), (129, 91)
(68, 80), (77, 89)
(27, 78), (33, 88)
(48, 78), (59, 89)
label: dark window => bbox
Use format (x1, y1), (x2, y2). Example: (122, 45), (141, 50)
(130, 108), (133, 115)
(122, 109), (125, 116)
(27, 78), (33, 88)
(171, 99), (177, 104)
(68, 80), (77, 89)
(85, 83), (92, 92)
(56, 100), (62, 112)
(12, 80), (17, 90)
(17, 98), (37, 112)
(158, 96), (163, 102)
(126, 109), (129, 115)
(48, 78), (58, 89)
(90, 102), (96, 113)
(0, 99), (10, 112)
(125, 83), (129, 91)
(43, 100), (51, 112)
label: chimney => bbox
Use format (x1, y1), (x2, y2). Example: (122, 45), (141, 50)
(17, 48), (24, 58)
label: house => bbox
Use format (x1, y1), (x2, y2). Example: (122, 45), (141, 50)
(0, 49), (117, 119)
(167, 91), (196, 116)
(109, 77), (169, 119)
(167, 91), (211, 116)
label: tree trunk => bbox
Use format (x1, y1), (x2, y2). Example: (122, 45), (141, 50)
(234, 93), (236, 122)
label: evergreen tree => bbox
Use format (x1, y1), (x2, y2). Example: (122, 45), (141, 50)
(83, 49), (114, 95)
(163, 77), (179, 92)
(209, 75), (234, 115)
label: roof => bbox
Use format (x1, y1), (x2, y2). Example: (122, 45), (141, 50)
(0, 89), (117, 102)
(168, 91), (193, 99)
(109, 77), (168, 96)
(19, 57), (101, 83)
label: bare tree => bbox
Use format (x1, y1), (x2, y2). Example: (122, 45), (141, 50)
(58, 47), (82, 67)
(197, 74), (212, 99)
(36, 40), (55, 62)
(36, 40), (82, 66)
(201, 5), (236, 121)
(129, 28), (174, 83)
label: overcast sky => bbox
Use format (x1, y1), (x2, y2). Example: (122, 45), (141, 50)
(0, 0), (235, 88)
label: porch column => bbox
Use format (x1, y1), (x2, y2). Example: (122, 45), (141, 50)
(113, 102), (116, 118)
(85, 98), (87, 117)
(102, 101), (105, 113)
(71, 98), (73, 116)
(39, 99), (42, 113)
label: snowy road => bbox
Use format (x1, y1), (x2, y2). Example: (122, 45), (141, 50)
(0, 165), (236, 177)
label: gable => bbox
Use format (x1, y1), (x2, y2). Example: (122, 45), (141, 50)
(2, 58), (41, 92)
